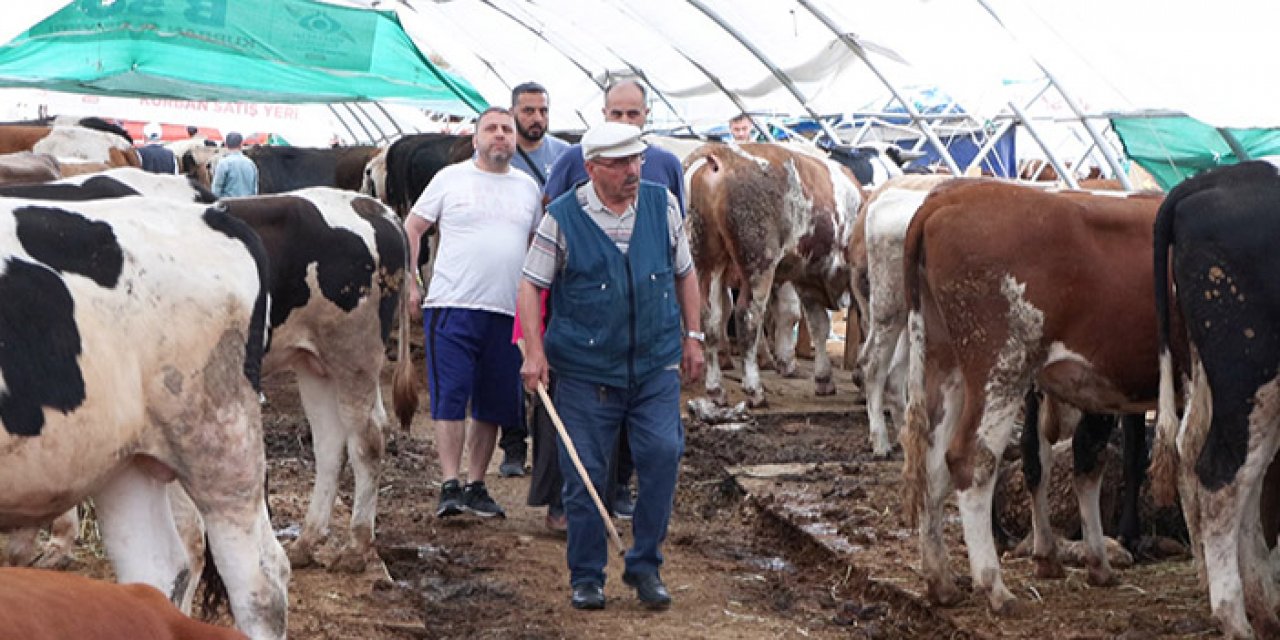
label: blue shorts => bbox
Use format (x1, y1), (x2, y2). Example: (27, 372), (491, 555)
(423, 307), (523, 428)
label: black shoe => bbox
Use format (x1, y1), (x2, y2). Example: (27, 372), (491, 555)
(462, 481), (506, 518)
(436, 479), (464, 518)
(571, 582), (605, 610)
(498, 453), (526, 478)
(622, 571), (671, 610)
(613, 485), (635, 521)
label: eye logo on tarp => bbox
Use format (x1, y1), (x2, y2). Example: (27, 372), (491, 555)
(297, 11), (340, 36)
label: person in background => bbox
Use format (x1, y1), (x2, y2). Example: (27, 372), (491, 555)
(404, 107), (542, 521)
(728, 113), (755, 143)
(138, 122), (177, 175)
(211, 132), (258, 198)
(518, 122), (704, 611)
(505, 80), (574, 534)
(543, 78), (686, 522)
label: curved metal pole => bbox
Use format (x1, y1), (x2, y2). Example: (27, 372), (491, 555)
(340, 102), (377, 143)
(973, 0), (1133, 190)
(685, 0), (841, 143)
(797, 0), (962, 174)
(602, 0), (773, 141)
(370, 101), (407, 137)
(354, 102), (391, 143)
(327, 104), (362, 144)
(1009, 101), (1079, 189)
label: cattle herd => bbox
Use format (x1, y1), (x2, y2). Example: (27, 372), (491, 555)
(1, 119), (1279, 639)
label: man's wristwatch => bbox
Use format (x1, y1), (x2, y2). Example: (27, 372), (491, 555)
(684, 330), (705, 343)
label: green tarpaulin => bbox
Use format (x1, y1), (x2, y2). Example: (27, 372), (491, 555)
(0, 0), (487, 112)
(1112, 114), (1280, 191)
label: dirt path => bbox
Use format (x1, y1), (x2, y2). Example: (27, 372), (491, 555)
(4, 334), (1219, 639)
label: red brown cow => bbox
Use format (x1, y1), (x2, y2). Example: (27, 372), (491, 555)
(685, 143), (862, 407)
(0, 125), (140, 168)
(0, 568), (247, 640)
(899, 180), (1164, 615)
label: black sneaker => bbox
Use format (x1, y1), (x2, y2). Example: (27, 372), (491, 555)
(498, 452), (526, 478)
(613, 485), (635, 521)
(436, 479), (464, 518)
(622, 571), (672, 610)
(462, 481), (506, 518)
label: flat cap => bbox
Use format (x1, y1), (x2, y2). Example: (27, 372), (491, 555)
(581, 122), (646, 161)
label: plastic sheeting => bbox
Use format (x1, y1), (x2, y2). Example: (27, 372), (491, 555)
(0, 0), (487, 110)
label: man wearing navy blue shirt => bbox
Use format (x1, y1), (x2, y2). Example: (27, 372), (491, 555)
(544, 80), (685, 215)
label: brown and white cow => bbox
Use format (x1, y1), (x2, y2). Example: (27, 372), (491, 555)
(0, 195), (288, 639)
(0, 151), (60, 186)
(899, 180), (1164, 614)
(0, 568), (248, 640)
(848, 175), (952, 457)
(685, 143), (862, 407)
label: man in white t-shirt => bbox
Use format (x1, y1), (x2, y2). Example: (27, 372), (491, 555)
(405, 107), (542, 520)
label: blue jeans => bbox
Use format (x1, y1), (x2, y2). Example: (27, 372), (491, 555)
(554, 370), (685, 587)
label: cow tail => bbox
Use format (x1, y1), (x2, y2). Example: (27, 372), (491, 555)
(391, 229), (419, 431)
(197, 538), (229, 620)
(1149, 188), (1182, 506)
(898, 201), (932, 527)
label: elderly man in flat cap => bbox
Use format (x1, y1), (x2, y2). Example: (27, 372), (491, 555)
(517, 122), (704, 612)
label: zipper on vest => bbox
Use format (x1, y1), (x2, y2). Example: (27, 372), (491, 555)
(625, 259), (636, 387)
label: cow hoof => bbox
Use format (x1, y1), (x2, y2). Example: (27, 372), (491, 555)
(330, 546), (372, 574)
(777, 360), (799, 378)
(287, 545), (319, 570)
(746, 394), (769, 409)
(1086, 566), (1117, 587)
(927, 579), (963, 607)
(814, 377), (836, 396)
(990, 595), (1030, 618)
(870, 446), (892, 461)
(31, 552), (75, 571)
(1032, 556), (1065, 580)
(706, 387), (728, 407)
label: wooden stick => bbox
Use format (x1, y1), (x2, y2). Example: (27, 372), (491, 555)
(517, 340), (625, 556)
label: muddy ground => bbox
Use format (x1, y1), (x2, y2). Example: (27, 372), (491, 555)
(9, 336), (1219, 639)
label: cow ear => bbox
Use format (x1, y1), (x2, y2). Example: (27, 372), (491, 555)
(706, 154), (720, 173)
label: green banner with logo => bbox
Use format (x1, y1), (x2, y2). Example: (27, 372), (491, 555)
(0, 0), (487, 112)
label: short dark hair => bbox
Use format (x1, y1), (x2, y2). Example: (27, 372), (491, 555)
(730, 113), (751, 124)
(511, 81), (547, 107)
(186, 125), (199, 136)
(225, 132), (243, 148)
(476, 106), (512, 125)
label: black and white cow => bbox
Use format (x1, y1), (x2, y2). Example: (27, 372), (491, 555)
(248, 146), (380, 195)
(219, 187), (416, 571)
(1151, 160), (1280, 639)
(0, 172), (416, 574)
(0, 196), (288, 639)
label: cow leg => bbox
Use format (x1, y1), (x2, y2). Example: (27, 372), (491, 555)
(168, 483), (206, 614)
(1022, 391), (1064, 579)
(171, 388), (288, 639)
(770, 282), (801, 379)
(860, 313), (904, 458)
(1179, 358), (1213, 590)
(920, 370), (964, 606)
(955, 383), (1025, 616)
(703, 266), (729, 404)
(802, 296), (835, 396)
(95, 465), (195, 609)
(738, 271), (777, 408)
(1116, 413), (1146, 553)
(334, 380), (387, 573)
(1195, 393), (1280, 639)
(1073, 412), (1120, 587)
(4, 508), (79, 569)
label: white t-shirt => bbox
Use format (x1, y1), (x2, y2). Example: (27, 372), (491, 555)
(410, 160), (541, 316)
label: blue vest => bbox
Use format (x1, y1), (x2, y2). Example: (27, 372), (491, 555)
(545, 182), (682, 388)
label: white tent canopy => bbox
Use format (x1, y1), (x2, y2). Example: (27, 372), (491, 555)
(3, 0), (1277, 165)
